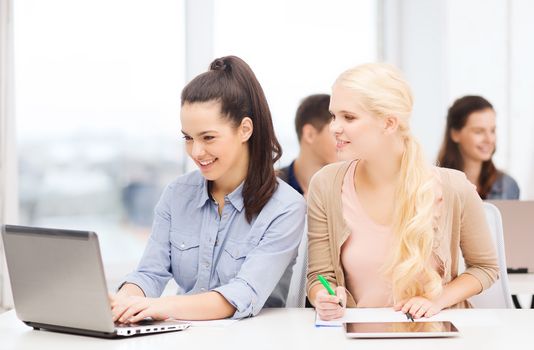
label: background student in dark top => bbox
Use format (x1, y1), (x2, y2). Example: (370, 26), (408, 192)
(278, 94), (337, 198)
(278, 94), (337, 308)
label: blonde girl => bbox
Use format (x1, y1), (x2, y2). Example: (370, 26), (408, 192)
(306, 63), (499, 321)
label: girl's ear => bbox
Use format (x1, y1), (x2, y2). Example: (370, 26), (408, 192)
(383, 115), (400, 134)
(240, 117), (253, 142)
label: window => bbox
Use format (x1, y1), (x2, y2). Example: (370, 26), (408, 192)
(15, 0), (185, 287)
(13, 0), (378, 292)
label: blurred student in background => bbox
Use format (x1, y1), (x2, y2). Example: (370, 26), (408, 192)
(437, 95), (520, 199)
(278, 94), (337, 199)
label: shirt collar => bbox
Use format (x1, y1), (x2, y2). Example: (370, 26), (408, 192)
(196, 178), (211, 208)
(226, 181), (245, 212)
(196, 178), (245, 212)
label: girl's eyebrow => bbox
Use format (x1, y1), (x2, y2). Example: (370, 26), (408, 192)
(331, 110), (356, 115)
(181, 130), (219, 136)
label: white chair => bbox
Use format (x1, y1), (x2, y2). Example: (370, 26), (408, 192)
(286, 229), (308, 308)
(459, 202), (513, 308)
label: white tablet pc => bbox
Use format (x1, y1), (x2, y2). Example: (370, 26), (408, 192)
(344, 321), (459, 338)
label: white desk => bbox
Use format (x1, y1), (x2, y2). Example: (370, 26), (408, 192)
(1, 308), (534, 350)
(509, 273), (534, 295)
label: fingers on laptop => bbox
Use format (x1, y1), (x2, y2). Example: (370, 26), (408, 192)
(111, 295), (143, 322)
(118, 298), (169, 324)
(126, 308), (152, 324)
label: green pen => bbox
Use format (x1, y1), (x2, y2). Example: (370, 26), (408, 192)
(317, 275), (343, 307)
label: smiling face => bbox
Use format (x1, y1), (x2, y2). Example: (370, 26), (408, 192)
(180, 100), (251, 184)
(451, 108), (496, 163)
(328, 83), (391, 161)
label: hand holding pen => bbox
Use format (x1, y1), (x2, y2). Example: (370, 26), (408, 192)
(314, 275), (347, 321)
(318, 275), (344, 307)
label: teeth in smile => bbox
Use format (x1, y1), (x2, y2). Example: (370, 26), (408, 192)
(199, 159), (215, 166)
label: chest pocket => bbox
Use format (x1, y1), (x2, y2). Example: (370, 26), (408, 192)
(217, 240), (255, 284)
(170, 233), (200, 287)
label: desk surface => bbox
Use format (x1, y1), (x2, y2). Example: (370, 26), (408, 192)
(1, 308), (533, 350)
(509, 273), (534, 295)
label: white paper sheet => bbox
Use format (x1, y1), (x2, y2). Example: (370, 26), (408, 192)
(186, 319), (240, 328)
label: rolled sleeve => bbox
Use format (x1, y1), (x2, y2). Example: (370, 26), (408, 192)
(214, 198), (306, 319)
(120, 184), (175, 297)
(213, 277), (259, 319)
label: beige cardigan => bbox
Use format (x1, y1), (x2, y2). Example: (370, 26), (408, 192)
(306, 161), (499, 308)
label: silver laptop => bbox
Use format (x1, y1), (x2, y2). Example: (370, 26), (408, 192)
(1, 225), (190, 338)
(486, 200), (534, 273)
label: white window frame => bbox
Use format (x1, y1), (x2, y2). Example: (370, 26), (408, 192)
(0, 0), (17, 309)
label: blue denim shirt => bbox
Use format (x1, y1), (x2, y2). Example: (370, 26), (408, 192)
(488, 172), (520, 199)
(122, 170), (306, 319)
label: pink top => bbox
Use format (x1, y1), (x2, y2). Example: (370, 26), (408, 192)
(341, 161), (394, 307)
(307, 160), (498, 309)
(341, 161), (444, 307)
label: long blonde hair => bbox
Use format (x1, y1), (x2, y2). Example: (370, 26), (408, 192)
(335, 63), (442, 303)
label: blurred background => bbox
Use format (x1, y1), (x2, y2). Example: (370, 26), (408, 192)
(1, 0), (534, 309)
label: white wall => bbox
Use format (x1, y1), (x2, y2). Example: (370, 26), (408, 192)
(381, 0), (449, 162)
(183, 0), (214, 173)
(381, 0), (534, 199)
(446, 0), (509, 167)
(509, 0), (534, 198)
(185, 0), (213, 81)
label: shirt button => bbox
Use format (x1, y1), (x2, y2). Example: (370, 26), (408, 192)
(204, 262), (210, 268)
(200, 288), (206, 292)
(180, 243), (185, 248)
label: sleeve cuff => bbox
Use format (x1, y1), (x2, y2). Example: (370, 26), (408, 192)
(463, 267), (500, 292)
(213, 278), (260, 319)
(121, 273), (159, 297)
(116, 281), (146, 297)
(306, 280), (322, 297)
